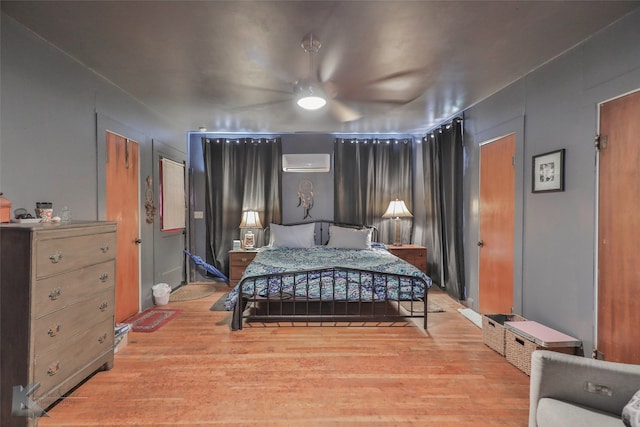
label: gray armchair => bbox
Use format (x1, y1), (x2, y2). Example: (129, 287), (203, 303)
(529, 350), (640, 427)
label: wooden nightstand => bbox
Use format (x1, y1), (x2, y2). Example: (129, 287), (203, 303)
(387, 244), (427, 273)
(228, 249), (258, 286)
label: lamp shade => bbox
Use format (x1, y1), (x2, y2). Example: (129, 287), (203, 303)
(239, 211), (262, 229)
(382, 199), (413, 219)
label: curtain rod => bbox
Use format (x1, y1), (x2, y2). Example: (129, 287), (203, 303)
(423, 116), (463, 139)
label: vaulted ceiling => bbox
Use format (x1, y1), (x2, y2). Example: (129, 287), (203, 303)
(3, 1), (639, 134)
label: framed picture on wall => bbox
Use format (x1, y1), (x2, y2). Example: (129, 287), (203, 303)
(159, 157), (186, 231)
(532, 149), (565, 193)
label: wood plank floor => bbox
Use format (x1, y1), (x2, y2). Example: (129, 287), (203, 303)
(38, 285), (530, 426)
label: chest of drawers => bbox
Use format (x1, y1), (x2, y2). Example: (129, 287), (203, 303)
(0, 221), (117, 427)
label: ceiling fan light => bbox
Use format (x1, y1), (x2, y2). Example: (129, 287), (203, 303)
(297, 95), (327, 110)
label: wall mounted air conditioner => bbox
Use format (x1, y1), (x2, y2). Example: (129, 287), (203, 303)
(282, 154), (330, 172)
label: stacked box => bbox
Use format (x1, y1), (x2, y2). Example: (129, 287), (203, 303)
(114, 323), (132, 354)
(482, 314), (526, 355)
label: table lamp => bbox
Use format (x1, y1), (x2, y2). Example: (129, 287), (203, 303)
(239, 210), (262, 249)
(382, 199), (413, 246)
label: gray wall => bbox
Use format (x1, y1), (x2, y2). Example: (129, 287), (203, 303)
(281, 134), (334, 224)
(4, 5), (640, 355)
(1, 13), (187, 311)
(462, 8), (640, 354)
(187, 134), (209, 282)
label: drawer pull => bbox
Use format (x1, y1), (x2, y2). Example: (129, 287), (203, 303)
(99, 273), (110, 282)
(100, 244), (110, 253)
(47, 362), (60, 376)
(99, 301), (109, 311)
(48, 324), (62, 337)
(49, 252), (64, 263)
(98, 333), (108, 344)
(241, 257), (248, 262)
(48, 288), (63, 300)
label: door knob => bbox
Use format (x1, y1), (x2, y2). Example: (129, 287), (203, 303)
(477, 240), (485, 247)
(135, 238), (142, 245)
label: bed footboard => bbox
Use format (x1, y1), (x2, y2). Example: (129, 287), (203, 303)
(230, 267), (429, 330)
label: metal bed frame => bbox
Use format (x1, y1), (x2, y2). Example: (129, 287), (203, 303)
(230, 267), (429, 330)
(229, 220), (430, 330)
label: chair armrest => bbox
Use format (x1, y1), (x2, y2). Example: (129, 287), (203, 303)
(529, 350), (640, 427)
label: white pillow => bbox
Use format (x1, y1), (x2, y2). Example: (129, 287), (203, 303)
(268, 223), (315, 248)
(326, 225), (372, 250)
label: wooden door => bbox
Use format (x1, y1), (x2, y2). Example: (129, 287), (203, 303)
(597, 90), (640, 363)
(106, 131), (140, 322)
(478, 134), (515, 314)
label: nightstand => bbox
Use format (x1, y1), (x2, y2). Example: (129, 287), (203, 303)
(387, 244), (427, 273)
(228, 249), (258, 286)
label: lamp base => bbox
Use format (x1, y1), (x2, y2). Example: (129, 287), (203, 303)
(243, 230), (255, 249)
(393, 218), (402, 246)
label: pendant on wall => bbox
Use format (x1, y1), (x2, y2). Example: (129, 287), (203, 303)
(297, 179), (314, 220)
(145, 175), (156, 223)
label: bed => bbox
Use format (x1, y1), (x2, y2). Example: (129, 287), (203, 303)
(224, 221), (432, 330)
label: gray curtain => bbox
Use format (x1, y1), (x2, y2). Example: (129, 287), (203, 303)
(202, 137), (282, 276)
(422, 118), (465, 300)
(334, 138), (414, 244)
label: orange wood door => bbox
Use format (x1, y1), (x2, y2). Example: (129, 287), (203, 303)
(479, 134), (515, 314)
(106, 131), (140, 322)
(598, 90), (640, 363)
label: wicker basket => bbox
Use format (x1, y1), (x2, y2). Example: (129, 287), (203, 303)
(482, 314), (526, 356)
(504, 329), (576, 375)
(504, 329), (541, 374)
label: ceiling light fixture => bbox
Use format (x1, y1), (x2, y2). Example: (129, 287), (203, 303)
(296, 33), (327, 111)
(297, 94), (326, 110)
(295, 81), (326, 110)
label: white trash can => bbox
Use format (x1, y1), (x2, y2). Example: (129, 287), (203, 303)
(152, 283), (171, 306)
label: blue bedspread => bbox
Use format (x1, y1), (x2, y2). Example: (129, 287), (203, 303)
(224, 244), (432, 311)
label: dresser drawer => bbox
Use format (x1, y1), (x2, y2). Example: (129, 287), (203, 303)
(229, 252), (256, 277)
(408, 256), (427, 273)
(403, 250), (426, 268)
(33, 260), (115, 317)
(36, 232), (117, 278)
(33, 290), (114, 354)
(387, 245), (427, 273)
(33, 317), (114, 397)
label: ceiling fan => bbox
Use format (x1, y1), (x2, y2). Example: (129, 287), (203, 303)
(293, 33), (363, 123)
(233, 33), (427, 123)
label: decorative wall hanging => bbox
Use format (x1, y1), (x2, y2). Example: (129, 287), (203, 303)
(297, 179), (314, 219)
(144, 176), (156, 223)
(532, 149), (565, 193)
